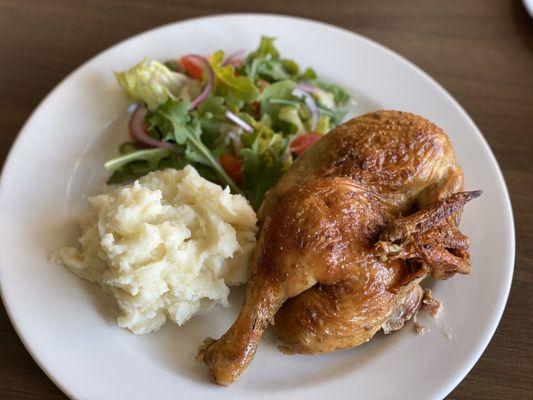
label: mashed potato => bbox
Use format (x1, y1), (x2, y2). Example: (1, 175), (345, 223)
(52, 166), (257, 334)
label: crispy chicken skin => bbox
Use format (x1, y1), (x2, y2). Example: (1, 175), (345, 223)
(197, 111), (480, 385)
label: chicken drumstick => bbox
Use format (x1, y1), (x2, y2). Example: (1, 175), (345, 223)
(198, 111), (480, 385)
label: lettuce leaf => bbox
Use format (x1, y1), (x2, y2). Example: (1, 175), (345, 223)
(315, 115), (331, 134)
(257, 80), (296, 120)
(317, 105), (347, 126)
(209, 51), (258, 110)
(239, 119), (291, 209)
(278, 106), (305, 134)
(312, 79), (350, 105)
(312, 88), (336, 110)
(115, 58), (198, 110)
(241, 119), (290, 167)
(257, 80), (296, 102)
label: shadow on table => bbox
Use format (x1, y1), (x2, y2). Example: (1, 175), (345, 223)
(511, 0), (533, 53)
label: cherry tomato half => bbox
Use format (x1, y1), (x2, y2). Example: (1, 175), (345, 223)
(290, 133), (322, 157)
(251, 101), (260, 117)
(179, 56), (204, 80)
(257, 79), (270, 92)
(220, 153), (243, 185)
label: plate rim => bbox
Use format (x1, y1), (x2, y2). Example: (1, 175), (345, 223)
(0, 13), (515, 400)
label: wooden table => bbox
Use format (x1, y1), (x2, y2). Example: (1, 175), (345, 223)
(0, 1), (531, 398)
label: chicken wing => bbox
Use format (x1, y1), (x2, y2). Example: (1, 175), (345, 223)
(197, 110), (480, 385)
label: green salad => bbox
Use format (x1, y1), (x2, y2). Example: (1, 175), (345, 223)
(106, 36), (351, 210)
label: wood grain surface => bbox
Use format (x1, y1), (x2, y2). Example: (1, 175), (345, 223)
(0, 1), (531, 399)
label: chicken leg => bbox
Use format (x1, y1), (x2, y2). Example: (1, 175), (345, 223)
(197, 110), (480, 385)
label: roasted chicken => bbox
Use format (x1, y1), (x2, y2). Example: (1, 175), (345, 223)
(198, 110), (480, 385)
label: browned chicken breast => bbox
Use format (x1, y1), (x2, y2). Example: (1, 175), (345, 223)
(197, 110), (480, 385)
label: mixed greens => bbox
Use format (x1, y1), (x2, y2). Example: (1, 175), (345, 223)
(106, 37), (351, 210)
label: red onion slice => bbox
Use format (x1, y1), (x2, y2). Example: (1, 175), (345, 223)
(296, 82), (331, 103)
(185, 54), (214, 109)
(296, 82), (316, 92)
(129, 106), (176, 151)
(223, 49), (245, 67)
(225, 110), (253, 133)
(292, 88), (319, 131)
(297, 82), (337, 114)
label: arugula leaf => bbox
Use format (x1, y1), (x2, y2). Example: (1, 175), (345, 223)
(244, 36), (281, 82)
(240, 148), (285, 210)
(147, 99), (243, 194)
(244, 37), (318, 87)
(210, 51), (258, 110)
(146, 99), (191, 143)
(197, 96), (226, 119)
(256, 60), (290, 82)
(195, 96), (230, 147)
(298, 67), (317, 81)
(247, 36), (280, 60)
(254, 58), (301, 83)
(281, 59), (299, 75)
(244, 37), (306, 85)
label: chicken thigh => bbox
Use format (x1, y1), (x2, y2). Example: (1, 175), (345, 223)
(198, 110), (480, 385)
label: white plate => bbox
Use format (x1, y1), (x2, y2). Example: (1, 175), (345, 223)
(523, 0), (533, 17)
(0, 14), (514, 400)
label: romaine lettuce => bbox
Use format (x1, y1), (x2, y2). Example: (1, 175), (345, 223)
(115, 58), (198, 110)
